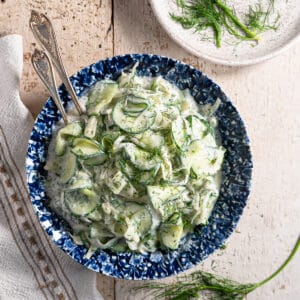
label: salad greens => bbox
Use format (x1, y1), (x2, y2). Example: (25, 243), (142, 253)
(45, 66), (225, 254)
(137, 235), (300, 299)
(170, 0), (280, 48)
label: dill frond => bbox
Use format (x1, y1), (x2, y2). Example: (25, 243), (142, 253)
(136, 236), (300, 300)
(170, 0), (280, 47)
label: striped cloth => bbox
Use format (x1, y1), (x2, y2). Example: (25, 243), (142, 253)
(0, 34), (103, 300)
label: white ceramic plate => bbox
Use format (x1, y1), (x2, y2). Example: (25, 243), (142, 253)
(150, 0), (300, 66)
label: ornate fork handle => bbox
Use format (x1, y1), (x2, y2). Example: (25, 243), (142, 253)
(32, 49), (69, 124)
(30, 10), (83, 115)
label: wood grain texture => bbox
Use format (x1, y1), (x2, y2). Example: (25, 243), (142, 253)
(1, 0), (300, 299)
(0, 0), (114, 117)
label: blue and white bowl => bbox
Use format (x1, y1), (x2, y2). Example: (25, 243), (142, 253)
(26, 54), (252, 280)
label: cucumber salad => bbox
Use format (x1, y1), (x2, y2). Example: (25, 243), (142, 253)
(45, 66), (225, 255)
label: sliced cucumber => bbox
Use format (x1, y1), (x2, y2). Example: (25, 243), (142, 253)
(182, 140), (225, 176)
(87, 208), (102, 221)
(55, 121), (83, 156)
(87, 80), (118, 116)
(60, 149), (77, 183)
(160, 146), (173, 181)
(101, 131), (121, 152)
(89, 223), (114, 239)
(138, 165), (160, 185)
(123, 143), (161, 171)
(138, 130), (164, 150)
(119, 160), (158, 185)
(159, 214), (183, 250)
(106, 171), (128, 194)
(112, 99), (156, 134)
(122, 95), (149, 116)
(147, 185), (185, 210)
(147, 185), (186, 221)
(83, 153), (107, 166)
(123, 202), (152, 235)
(64, 189), (99, 217)
(110, 240), (128, 252)
(72, 137), (104, 158)
(171, 116), (189, 150)
(113, 220), (128, 237)
(192, 189), (218, 226)
(84, 116), (98, 139)
(187, 115), (207, 141)
(67, 171), (92, 190)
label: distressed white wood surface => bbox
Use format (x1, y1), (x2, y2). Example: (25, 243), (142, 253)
(1, 0), (300, 299)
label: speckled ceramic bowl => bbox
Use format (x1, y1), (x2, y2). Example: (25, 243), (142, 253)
(26, 54), (252, 280)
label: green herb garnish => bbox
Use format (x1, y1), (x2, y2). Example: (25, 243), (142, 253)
(136, 235), (300, 300)
(170, 0), (280, 47)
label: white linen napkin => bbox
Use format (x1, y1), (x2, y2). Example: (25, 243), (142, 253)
(0, 34), (103, 300)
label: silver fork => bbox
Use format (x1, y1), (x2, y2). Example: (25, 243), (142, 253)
(29, 10), (83, 115)
(31, 49), (69, 124)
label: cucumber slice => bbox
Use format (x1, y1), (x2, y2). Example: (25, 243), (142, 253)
(67, 171), (92, 190)
(101, 131), (121, 152)
(187, 115), (207, 141)
(123, 143), (161, 171)
(113, 220), (128, 236)
(89, 223), (114, 239)
(138, 165), (160, 185)
(60, 149), (77, 183)
(181, 140), (225, 176)
(139, 130), (164, 150)
(192, 188), (218, 226)
(147, 185), (185, 220)
(110, 240), (128, 252)
(171, 116), (189, 150)
(159, 215), (183, 250)
(112, 99), (156, 134)
(147, 185), (185, 209)
(55, 134), (68, 157)
(119, 160), (158, 185)
(122, 96), (149, 117)
(123, 202), (152, 235)
(84, 116), (98, 138)
(87, 80), (118, 116)
(72, 137), (104, 159)
(106, 171), (128, 194)
(83, 153), (107, 166)
(87, 208), (102, 221)
(55, 121), (83, 156)
(64, 189), (99, 216)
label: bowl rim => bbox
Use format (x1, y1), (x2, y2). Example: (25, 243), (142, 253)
(26, 53), (253, 280)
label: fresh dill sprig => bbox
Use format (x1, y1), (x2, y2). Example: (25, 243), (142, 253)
(246, 1), (280, 34)
(136, 235), (300, 300)
(170, 0), (280, 48)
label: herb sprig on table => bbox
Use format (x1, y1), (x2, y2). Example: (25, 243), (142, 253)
(136, 236), (300, 300)
(170, 0), (280, 48)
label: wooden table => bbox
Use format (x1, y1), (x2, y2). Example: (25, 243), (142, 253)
(1, 1), (300, 299)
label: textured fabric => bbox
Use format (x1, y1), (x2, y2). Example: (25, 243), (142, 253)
(0, 34), (103, 300)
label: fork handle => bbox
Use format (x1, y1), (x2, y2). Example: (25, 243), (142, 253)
(29, 10), (83, 115)
(32, 49), (69, 125)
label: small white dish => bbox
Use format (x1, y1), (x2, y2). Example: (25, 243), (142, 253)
(150, 0), (300, 66)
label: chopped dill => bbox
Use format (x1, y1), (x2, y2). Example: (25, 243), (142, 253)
(220, 244), (227, 250)
(136, 236), (300, 300)
(170, 0), (280, 48)
(246, 2), (280, 33)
